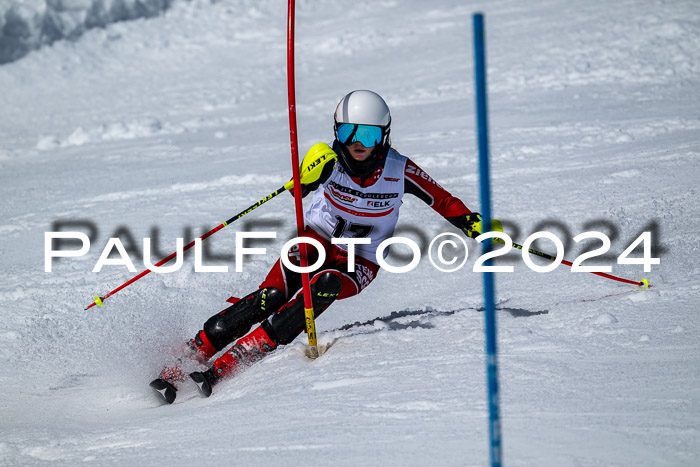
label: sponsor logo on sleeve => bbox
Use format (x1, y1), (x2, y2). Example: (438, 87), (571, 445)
(406, 164), (442, 188)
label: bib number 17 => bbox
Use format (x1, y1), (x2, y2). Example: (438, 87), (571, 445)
(332, 215), (373, 238)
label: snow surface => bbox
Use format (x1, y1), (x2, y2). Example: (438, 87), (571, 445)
(0, 0), (175, 64)
(1, 0), (700, 465)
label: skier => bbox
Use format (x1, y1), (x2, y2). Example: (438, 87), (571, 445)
(150, 90), (497, 403)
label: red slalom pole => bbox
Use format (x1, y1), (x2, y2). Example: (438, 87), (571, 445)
(287, 0), (319, 358)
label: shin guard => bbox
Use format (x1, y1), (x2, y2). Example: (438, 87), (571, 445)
(201, 287), (284, 351)
(267, 272), (343, 345)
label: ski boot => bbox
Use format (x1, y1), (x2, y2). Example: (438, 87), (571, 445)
(190, 323), (277, 398)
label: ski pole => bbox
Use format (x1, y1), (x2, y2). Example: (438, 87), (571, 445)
(512, 242), (650, 288)
(85, 144), (338, 310)
(85, 186), (287, 310)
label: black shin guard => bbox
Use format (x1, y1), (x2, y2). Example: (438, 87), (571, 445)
(266, 272), (342, 345)
(203, 287), (285, 351)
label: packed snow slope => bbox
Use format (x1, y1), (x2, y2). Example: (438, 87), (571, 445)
(1, 0), (700, 465)
(0, 0), (175, 64)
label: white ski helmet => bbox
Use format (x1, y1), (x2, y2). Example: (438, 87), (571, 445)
(333, 90), (391, 177)
(334, 90), (391, 128)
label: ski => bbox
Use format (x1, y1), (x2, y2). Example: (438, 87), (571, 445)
(149, 378), (177, 404)
(189, 370), (215, 398)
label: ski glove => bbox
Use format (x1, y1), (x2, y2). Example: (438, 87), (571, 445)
(290, 143), (337, 198)
(300, 158), (335, 197)
(460, 213), (505, 241)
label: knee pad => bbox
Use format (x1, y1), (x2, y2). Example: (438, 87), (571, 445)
(312, 271), (343, 299)
(203, 287), (284, 350)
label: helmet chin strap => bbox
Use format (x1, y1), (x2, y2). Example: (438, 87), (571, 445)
(335, 140), (387, 179)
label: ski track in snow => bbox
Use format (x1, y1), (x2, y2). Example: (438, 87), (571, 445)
(1, 0), (700, 465)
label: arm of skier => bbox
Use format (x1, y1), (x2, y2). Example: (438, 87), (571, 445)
(403, 158), (502, 239)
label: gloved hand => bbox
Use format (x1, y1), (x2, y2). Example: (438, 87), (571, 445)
(461, 212), (504, 242)
(287, 143), (337, 198)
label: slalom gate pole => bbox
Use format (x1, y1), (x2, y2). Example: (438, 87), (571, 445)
(84, 185), (289, 310)
(474, 13), (503, 467)
(287, 0), (319, 359)
(512, 243), (650, 288)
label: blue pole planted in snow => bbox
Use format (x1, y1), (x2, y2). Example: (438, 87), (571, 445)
(473, 12), (502, 467)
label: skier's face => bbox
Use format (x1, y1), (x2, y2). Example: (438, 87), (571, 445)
(346, 141), (374, 161)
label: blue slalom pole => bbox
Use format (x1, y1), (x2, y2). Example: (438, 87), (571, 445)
(473, 12), (502, 467)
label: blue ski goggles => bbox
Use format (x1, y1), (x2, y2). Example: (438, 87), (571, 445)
(336, 123), (384, 148)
